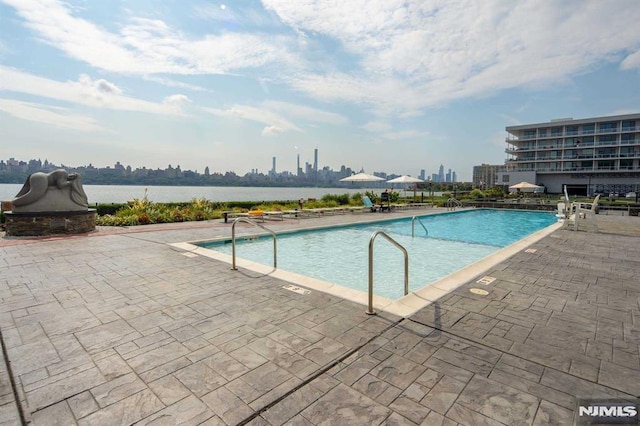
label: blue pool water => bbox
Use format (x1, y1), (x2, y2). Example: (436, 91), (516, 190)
(199, 210), (556, 300)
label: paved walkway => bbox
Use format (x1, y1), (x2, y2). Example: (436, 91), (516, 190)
(0, 210), (639, 425)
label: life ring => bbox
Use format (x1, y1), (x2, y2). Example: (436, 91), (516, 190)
(248, 210), (264, 216)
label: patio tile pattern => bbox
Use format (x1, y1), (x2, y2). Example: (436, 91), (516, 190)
(0, 211), (639, 425)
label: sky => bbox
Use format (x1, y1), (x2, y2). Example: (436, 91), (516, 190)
(0, 0), (639, 181)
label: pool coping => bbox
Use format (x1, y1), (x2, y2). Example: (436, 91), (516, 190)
(170, 213), (563, 318)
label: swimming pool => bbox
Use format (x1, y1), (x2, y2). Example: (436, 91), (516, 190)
(195, 209), (557, 300)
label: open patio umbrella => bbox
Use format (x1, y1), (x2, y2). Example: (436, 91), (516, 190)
(509, 182), (542, 192)
(340, 172), (385, 182)
(386, 175), (424, 199)
(340, 172), (385, 190)
(386, 175), (424, 185)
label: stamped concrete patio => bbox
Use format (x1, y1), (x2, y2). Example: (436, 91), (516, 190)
(0, 210), (639, 425)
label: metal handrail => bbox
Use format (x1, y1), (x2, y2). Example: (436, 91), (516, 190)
(366, 231), (409, 315)
(411, 216), (428, 238)
(446, 198), (462, 211)
(231, 218), (277, 270)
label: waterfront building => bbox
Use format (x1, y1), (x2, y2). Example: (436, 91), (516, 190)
(473, 163), (504, 189)
(498, 113), (640, 195)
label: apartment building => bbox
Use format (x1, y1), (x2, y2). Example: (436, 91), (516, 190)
(497, 113), (640, 195)
(472, 163), (504, 189)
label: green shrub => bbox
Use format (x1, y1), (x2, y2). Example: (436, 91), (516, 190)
(350, 192), (363, 204)
(321, 193), (351, 205)
(470, 189), (485, 199)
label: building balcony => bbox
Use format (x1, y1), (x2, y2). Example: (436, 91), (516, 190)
(507, 127), (638, 142)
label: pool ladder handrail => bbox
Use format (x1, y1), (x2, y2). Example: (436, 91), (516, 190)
(411, 216), (428, 237)
(446, 197), (462, 211)
(231, 218), (277, 270)
(367, 231), (409, 315)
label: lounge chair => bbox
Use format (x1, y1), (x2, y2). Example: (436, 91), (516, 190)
(361, 196), (378, 212)
(566, 194), (600, 231)
(378, 191), (391, 212)
(571, 194), (600, 214)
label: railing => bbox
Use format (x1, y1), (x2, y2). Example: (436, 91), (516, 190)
(366, 231), (408, 315)
(231, 218), (277, 270)
(507, 126), (638, 141)
(446, 198), (463, 210)
(411, 216), (428, 238)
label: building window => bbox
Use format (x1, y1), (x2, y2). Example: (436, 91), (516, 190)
(580, 161), (593, 170)
(502, 174), (510, 183)
(597, 160), (615, 170)
(620, 159), (633, 169)
(598, 121), (617, 133)
(621, 120), (635, 130)
(566, 125), (579, 136)
(581, 136), (594, 145)
(582, 123), (595, 134)
(598, 135), (617, 144)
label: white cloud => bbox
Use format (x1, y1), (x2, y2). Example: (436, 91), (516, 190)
(263, 100), (347, 125)
(361, 121), (392, 132)
(0, 98), (105, 131)
(143, 76), (212, 92)
(204, 104), (302, 132)
(2, 0), (298, 75)
(381, 129), (430, 141)
(162, 94), (192, 114)
(621, 51), (640, 70)
(0, 67), (190, 115)
(264, 0), (640, 112)
(262, 125), (283, 135)
(2, 0), (638, 121)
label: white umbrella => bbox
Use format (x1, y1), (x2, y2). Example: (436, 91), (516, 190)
(386, 175), (424, 184)
(340, 172), (385, 182)
(387, 175), (424, 199)
(509, 182), (542, 193)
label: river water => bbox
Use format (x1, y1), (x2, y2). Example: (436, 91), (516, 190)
(0, 183), (413, 204)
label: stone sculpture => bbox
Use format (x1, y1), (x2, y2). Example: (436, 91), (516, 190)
(12, 169), (89, 213)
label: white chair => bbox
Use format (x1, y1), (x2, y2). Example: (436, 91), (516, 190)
(556, 202), (568, 220)
(566, 194), (600, 231)
(570, 194), (600, 218)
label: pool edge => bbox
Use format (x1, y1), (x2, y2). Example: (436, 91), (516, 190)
(170, 219), (563, 318)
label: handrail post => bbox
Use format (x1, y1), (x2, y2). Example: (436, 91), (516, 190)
(367, 231), (409, 315)
(231, 218), (277, 270)
(411, 216), (428, 238)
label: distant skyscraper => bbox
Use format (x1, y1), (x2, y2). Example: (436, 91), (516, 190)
(419, 169), (425, 180)
(446, 168), (452, 183)
(272, 156), (276, 174)
(452, 171), (457, 183)
(297, 154), (301, 177)
(438, 165), (444, 183)
(313, 148), (318, 173)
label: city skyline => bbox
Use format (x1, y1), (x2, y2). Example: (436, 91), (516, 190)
(0, 154), (458, 184)
(1, 1), (639, 182)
